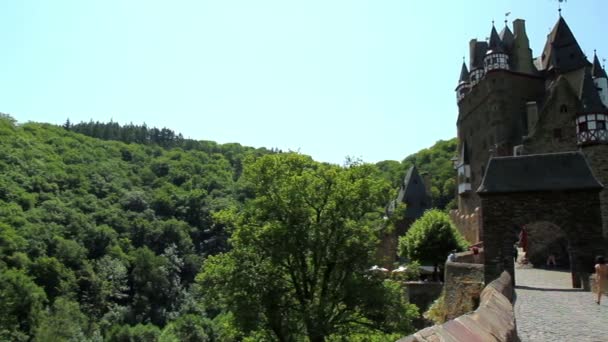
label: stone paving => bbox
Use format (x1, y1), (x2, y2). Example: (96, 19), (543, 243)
(514, 266), (608, 342)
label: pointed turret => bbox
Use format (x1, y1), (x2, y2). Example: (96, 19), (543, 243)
(592, 52), (608, 79)
(484, 23), (509, 72)
(576, 69), (608, 145)
(580, 69), (607, 113)
(456, 61), (470, 103)
(540, 16), (588, 73)
(592, 51), (608, 107)
(499, 25), (514, 52)
(488, 25), (503, 51)
(459, 61), (470, 84)
(396, 166), (431, 219)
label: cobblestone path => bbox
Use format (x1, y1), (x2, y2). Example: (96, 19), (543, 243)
(514, 267), (608, 342)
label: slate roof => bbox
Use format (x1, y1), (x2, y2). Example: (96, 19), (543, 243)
(396, 166), (431, 219)
(499, 25), (514, 52)
(579, 68), (608, 113)
(478, 152), (603, 194)
(487, 25), (504, 53)
(540, 17), (589, 73)
(458, 61), (469, 84)
(592, 53), (608, 79)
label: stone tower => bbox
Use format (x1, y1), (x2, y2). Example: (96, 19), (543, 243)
(453, 15), (608, 241)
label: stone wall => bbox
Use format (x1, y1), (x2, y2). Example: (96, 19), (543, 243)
(450, 207), (482, 244)
(397, 271), (518, 342)
(480, 190), (605, 287)
(442, 261), (485, 321)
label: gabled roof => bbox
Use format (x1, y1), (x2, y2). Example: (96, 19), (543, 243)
(592, 52), (608, 79)
(478, 152), (603, 194)
(396, 166), (431, 219)
(499, 25), (514, 51)
(579, 68), (608, 113)
(540, 17), (588, 73)
(458, 61), (469, 85)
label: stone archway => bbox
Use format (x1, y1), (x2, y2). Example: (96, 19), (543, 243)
(477, 152), (606, 288)
(524, 221), (569, 268)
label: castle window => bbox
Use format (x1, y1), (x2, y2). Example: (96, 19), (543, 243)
(560, 105), (568, 113)
(578, 122), (588, 132)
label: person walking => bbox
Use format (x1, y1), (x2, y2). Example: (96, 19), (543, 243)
(595, 256), (607, 304)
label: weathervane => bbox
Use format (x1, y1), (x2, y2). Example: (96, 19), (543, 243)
(505, 11), (511, 26)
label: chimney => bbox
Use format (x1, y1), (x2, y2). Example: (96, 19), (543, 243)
(513, 19), (527, 37)
(512, 19), (536, 74)
(469, 39), (478, 69)
(526, 101), (538, 134)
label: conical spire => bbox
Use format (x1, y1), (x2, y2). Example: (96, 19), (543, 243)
(488, 24), (503, 52)
(540, 16), (588, 72)
(579, 68), (607, 113)
(592, 51), (608, 79)
(499, 25), (514, 51)
(459, 61), (469, 84)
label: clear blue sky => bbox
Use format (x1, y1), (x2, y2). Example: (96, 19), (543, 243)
(0, 0), (606, 164)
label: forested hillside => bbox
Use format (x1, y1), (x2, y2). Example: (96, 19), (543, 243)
(0, 114), (457, 340)
(0, 114), (273, 341)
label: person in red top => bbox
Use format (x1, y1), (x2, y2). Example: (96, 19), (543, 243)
(519, 226), (528, 263)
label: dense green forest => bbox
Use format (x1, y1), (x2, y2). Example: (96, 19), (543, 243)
(0, 115), (456, 341)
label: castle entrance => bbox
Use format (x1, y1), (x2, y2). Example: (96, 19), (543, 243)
(476, 152), (606, 288)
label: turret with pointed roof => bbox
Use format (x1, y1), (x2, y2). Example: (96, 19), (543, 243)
(579, 68), (607, 114)
(592, 52), (608, 79)
(456, 60), (470, 102)
(484, 23), (509, 72)
(592, 51), (608, 107)
(499, 24), (514, 52)
(395, 166), (431, 219)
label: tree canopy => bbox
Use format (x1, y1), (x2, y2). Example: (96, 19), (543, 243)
(197, 154), (417, 341)
(398, 209), (468, 266)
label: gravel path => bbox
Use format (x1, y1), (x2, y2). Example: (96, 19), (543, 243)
(514, 267), (608, 342)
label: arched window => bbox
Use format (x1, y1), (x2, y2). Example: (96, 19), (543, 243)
(560, 105), (568, 113)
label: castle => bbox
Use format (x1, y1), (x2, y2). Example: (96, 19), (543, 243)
(453, 14), (608, 245)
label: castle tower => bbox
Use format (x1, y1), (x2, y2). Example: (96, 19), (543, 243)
(484, 24), (509, 72)
(456, 60), (470, 103)
(577, 69), (608, 238)
(510, 19), (536, 74)
(592, 51), (608, 107)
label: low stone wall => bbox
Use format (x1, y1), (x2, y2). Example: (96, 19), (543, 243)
(397, 271), (518, 342)
(453, 248), (484, 264)
(404, 282), (443, 313)
(443, 261), (484, 321)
